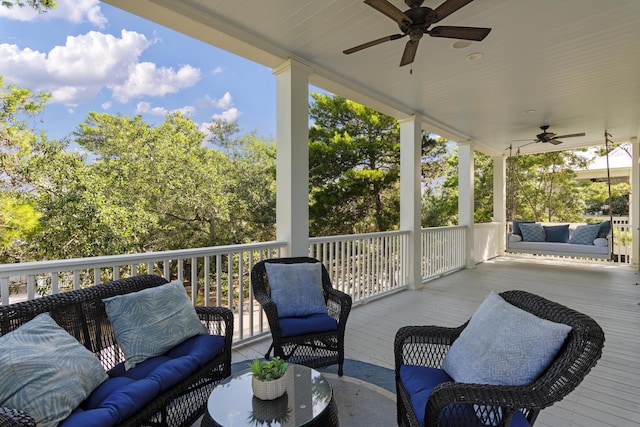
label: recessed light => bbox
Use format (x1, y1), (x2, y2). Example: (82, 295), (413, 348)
(523, 109), (535, 115)
(452, 40), (472, 49)
(466, 52), (483, 61)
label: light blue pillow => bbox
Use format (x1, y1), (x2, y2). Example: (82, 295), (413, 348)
(103, 280), (208, 369)
(569, 224), (601, 245)
(265, 262), (328, 318)
(443, 292), (572, 386)
(519, 222), (545, 242)
(0, 313), (108, 427)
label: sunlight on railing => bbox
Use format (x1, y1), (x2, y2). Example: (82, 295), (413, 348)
(0, 227), (472, 346)
(309, 230), (409, 304)
(421, 226), (466, 280)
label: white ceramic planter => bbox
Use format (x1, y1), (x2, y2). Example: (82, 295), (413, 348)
(251, 372), (288, 400)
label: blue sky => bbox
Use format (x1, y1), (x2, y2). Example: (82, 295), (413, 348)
(0, 0), (278, 142)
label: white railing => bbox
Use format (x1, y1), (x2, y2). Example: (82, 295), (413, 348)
(420, 226), (466, 281)
(475, 222), (502, 263)
(309, 230), (409, 304)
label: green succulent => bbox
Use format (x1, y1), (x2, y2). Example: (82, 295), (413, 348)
(249, 357), (288, 381)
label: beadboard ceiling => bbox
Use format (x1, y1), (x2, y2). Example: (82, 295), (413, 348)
(105, 0), (640, 155)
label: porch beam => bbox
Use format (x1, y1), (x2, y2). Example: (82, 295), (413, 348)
(458, 142), (475, 268)
(399, 116), (422, 289)
(273, 58), (312, 257)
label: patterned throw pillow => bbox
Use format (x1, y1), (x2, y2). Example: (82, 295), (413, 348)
(442, 292), (572, 386)
(265, 262), (328, 318)
(103, 280), (208, 369)
(512, 220), (534, 236)
(0, 313), (108, 427)
(568, 224), (601, 245)
(519, 222), (545, 242)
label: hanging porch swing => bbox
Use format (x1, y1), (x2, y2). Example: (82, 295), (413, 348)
(505, 131), (614, 261)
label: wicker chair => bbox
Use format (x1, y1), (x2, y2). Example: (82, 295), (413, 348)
(251, 257), (352, 376)
(395, 290), (605, 427)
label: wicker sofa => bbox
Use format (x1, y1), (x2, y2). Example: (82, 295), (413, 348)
(0, 274), (233, 427)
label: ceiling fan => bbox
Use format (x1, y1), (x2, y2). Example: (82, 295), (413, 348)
(343, 0), (491, 67)
(516, 125), (586, 146)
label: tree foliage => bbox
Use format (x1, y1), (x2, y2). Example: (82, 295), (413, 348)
(308, 93), (448, 235)
(507, 151), (590, 222)
(1, 0), (55, 12)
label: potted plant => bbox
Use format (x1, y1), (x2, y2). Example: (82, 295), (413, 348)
(249, 357), (289, 400)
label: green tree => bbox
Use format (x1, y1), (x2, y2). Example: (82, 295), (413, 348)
(0, 76), (51, 262)
(422, 149), (494, 226)
(74, 112), (232, 251)
(507, 151), (589, 222)
(308, 93), (401, 235)
(205, 119), (276, 243)
(1, 0), (55, 12)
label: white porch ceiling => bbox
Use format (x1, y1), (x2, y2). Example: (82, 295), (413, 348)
(104, 0), (640, 156)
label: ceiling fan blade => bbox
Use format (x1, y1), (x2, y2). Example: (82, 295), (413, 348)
(400, 39), (419, 67)
(428, 26), (491, 41)
(549, 140), (564, 145)
(364, 0), (412, 26)
(554, 132), (586, 139)
(432, 0), (475, 23)
(343, 34), (405, 54)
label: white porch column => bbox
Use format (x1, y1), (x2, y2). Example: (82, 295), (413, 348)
(458, 142), (475, 268)
(273, 59), (311, 257)
(399, 116), (422, 290)
(631, 137), (639, 267)
(493, 154), (506, 255)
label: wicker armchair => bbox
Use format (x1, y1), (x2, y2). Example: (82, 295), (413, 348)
(395, 290), (605, 427)
(251, 257), (352, 376)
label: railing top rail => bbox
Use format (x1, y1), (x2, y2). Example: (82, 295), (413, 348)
(420, 225), (467, 231)
(309, 230), (409, 243)
(0, 241), (287, 276)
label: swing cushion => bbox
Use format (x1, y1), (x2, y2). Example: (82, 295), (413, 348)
(597, 221), (611, 238)
(543, 224), (570, 243)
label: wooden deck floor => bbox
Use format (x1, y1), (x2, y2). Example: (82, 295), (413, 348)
(233, 255), (640, 427)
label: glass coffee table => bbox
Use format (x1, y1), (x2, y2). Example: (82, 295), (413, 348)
(201, 363), (338, 426)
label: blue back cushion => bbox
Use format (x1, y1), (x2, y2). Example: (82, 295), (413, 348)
(543, 224), (570, 243)
(597, 220), (611, 238)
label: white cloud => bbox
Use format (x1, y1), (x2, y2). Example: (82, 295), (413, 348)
(101, 101), (112, 110)
(135, 101), (196, 117)
(212, 107), (241, 122)
(111, 62), (201, 103)
(0, 0), (107, 28)
(197, 92), (233, 109)
(0, 29), (201, 106)
(212, 66), (223, 74)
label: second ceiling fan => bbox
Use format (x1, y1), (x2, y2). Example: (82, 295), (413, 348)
(343, 0), (491, 67)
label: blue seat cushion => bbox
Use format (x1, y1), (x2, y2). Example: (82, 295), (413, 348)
(278, 313), (338, 338)
(399, 365), (530, 427)
(60, 334), (225, 427)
